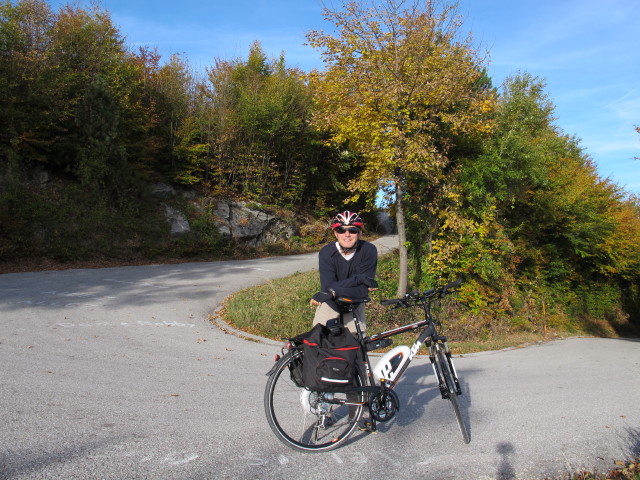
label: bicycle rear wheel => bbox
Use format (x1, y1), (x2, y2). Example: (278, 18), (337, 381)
(433, 344), (471, 444)
(264, 349), (365, 452)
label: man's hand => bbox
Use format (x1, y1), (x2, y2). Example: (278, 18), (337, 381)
(310, 290), (333, 307)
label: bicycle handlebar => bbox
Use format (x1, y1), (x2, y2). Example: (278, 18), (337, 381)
(444, 278), (462, 290)
(381, 279), (462, 307)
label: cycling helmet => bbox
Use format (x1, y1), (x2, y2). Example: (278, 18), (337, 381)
(331, 211), (364, 230)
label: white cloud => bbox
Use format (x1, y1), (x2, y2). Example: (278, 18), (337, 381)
(604, 88), (640, 123)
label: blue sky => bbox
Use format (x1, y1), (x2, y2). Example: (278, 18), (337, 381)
(48, 0), (640, 195)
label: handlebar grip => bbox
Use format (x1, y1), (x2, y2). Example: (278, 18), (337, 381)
(444, 278), (462, 290)
(381, 299), (402, 306)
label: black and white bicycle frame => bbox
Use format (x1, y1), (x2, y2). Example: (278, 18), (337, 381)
(347, 306), (459, 392)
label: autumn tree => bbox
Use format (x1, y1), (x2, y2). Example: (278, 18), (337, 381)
(307, 0), (494, 295)
(427, 72), (640, 329)
(0, 0), (56, 170)
(0, 1), (141, 192)
(149, 52), (201, 183)
(201, 42), (357, 207)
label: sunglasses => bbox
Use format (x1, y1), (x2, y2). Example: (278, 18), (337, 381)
(335, 227), (360, 234)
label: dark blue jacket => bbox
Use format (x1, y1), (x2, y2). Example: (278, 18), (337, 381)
(318, 240), (377, 299)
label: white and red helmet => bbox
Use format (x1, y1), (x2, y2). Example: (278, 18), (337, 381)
(331, 211), (364, 230)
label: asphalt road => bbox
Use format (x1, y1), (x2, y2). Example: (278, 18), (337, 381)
(1, 235), (639, 480)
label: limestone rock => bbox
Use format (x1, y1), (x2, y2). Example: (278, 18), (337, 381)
(164, 205), (190, 237)
(212, 200), (295, 247)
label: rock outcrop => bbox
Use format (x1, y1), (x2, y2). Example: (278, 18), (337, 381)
(151, 183), (297, 246)
(211, 200), (296, 247)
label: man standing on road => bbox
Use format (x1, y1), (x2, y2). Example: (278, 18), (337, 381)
(310, 211), (378, 334)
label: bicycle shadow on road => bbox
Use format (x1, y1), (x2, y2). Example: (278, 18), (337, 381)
(373, 361), (474, 439)
(340, 360), (474, 448)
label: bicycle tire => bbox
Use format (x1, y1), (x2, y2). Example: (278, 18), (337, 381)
(434, 345), (471, 444)
(264, 349), (365, 452)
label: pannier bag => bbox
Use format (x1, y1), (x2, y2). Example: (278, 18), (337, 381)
(294, 323), (360, 392)
(288, 353), (305, 388)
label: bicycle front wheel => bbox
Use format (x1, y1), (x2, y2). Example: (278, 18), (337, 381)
(264, 349), (365, 452)
(433, 344), (471, 444)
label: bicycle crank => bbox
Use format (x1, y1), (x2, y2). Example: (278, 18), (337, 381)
(368, 389), (400, 422)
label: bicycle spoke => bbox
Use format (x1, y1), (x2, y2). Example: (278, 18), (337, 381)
(264, 350), (364, 452)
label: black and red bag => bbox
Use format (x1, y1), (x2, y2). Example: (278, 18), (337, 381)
(294, 324), (360, 392)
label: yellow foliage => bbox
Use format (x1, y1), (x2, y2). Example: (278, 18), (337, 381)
(307, 0), (495, 196)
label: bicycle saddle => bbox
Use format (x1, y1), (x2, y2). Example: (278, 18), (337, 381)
(335, 296), (370, 308)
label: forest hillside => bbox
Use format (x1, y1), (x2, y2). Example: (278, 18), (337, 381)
(1, 0), (639, 338)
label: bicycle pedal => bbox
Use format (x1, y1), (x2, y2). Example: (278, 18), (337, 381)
(358, 421), (378, 433)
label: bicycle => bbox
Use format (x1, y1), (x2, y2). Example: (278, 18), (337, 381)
(264, 278), (470, 452)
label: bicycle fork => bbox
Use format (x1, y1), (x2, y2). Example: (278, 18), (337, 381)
(429, 342), (462, 398)
(444, 345), (463, 395)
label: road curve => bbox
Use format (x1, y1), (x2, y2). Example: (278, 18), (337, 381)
(1, 235), (639, 480)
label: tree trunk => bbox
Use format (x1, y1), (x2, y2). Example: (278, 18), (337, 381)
(395, 179), (408, 297)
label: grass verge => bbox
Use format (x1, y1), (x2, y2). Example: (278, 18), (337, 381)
(220, 252), (606, 354)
